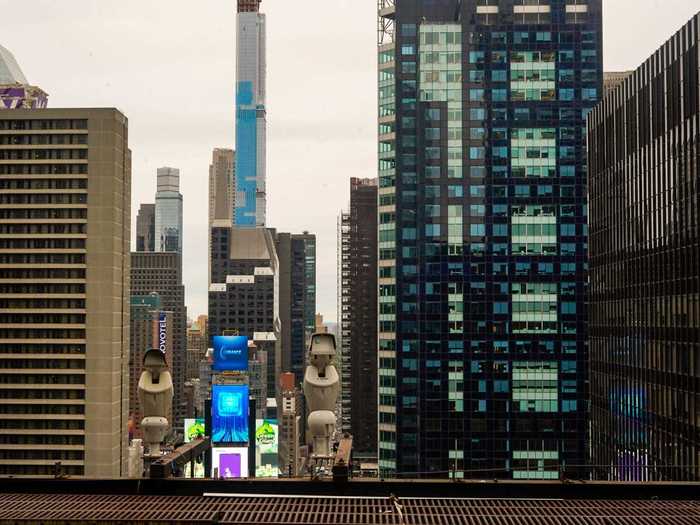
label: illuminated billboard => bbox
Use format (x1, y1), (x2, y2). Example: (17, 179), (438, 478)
(182, 418), (206, 477)
(212, 336), (249, 371)
(212, 447), (249, 478)
(255, 419), (278, 478)
(184, 418), (205, 443)
(211, 384), (249, 444)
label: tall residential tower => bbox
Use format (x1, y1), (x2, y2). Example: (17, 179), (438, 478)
(377, 0), (601, 479)
(235, 0), (267, 227)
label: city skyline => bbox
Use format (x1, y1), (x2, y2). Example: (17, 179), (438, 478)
(2, 0), (698, 320)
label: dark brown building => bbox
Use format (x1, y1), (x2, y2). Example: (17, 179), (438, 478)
(136, 203), (155, 252)
(338, 178), (378, 455)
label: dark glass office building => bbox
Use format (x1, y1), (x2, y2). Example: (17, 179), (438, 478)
(377, 0), (601, 478)
(338, 178), (378, 455)
(208, 226), (280, 398)
(588, 13), (700, 482)
(276, 232), (316, 387)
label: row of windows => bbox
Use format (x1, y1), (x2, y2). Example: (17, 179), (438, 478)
(0, 450), (84, 461)
(399, 183), (583, 199)
(0, 209), (86, 220)
(439, 68), (597, 84)
(0, 254), (85, 265)
(0, 134), (88, 145)
(0, 238), (86, 250)
(0, 120), (87, 131)
(397, 340), (578, 355)
(0, 149), (87, 161)
(0, 164), (88, 175)
(0, 374), (85, 385)
(406, 46), (596, 63)
(0, 224), (86, 235)
(0, 404), (85, 415)
(398, 108), (592, 128)
(402, 25), (597, 46)
(0, 314), (86, 325)
(0, 435), (84, 445)
(0, 194), (87, 204)
(0, 284), (85, 294)
(0, 465), (84, 476)
(0, 345), (84, 354)
(0, 179), (87, 190)
(383, 263), (584, 283)
(420, 126), (577, 141)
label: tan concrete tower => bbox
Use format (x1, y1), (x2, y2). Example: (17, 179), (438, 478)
(0, 108), (131, 477)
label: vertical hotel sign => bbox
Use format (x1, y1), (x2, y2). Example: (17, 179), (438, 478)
(158, 312), (167, 355)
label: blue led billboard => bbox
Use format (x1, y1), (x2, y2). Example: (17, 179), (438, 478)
(212, 336), (248, 372)
(211, 384), (249, 444)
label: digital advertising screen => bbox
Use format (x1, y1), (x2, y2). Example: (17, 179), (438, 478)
(255, 419), (279, 478)
(212, 335), (249, 372)
(211, 384), (249, 444)
(184, 418), (205, 443)
(212, 447), (249, 478)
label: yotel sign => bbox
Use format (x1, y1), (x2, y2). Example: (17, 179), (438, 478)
(158, 312), (167, 354)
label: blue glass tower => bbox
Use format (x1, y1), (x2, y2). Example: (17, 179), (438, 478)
(235, 0), (266, 227)
(377, 0), (602, 479)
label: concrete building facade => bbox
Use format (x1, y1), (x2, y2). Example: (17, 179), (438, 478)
(0, 108), (131, 477)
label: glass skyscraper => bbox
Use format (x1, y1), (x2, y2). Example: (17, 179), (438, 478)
(377, 0), (601, 479)
(155, 167), (183, 253)
(235, 0), (267, 228)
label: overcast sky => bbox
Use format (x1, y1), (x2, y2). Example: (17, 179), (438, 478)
(3, 0), (698, 321)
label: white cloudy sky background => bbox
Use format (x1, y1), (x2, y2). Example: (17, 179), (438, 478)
(3, 0), (698, 320)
